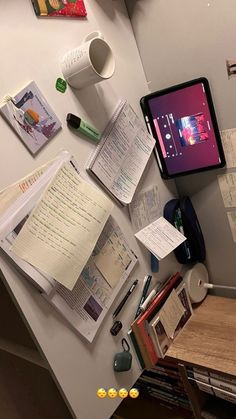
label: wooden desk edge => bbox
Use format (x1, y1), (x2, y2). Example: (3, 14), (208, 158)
(166, 295), (236, 379)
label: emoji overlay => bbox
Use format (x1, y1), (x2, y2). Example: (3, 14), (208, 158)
(97, 388), (139, 399)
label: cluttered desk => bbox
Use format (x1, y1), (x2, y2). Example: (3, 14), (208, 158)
(0, 2), (182, 419)
(0, 2), (233, 419)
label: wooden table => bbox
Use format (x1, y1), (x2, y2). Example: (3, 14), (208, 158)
(167, 295), (236, 377)
(167, 295), (236, 418)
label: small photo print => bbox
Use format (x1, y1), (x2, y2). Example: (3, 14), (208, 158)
(154, 319), (170, 357)
(176, 113), (208, 147)
(84, 296), (103, 321)
(0, 81), (61, 155)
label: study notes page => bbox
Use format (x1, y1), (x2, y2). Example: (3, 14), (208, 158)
(89, 102), (155, 205)
(11, 163), (114, 290)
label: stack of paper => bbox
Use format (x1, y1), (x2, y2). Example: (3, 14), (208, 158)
(0, 151), (138, 343)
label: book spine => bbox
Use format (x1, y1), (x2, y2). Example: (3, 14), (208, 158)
(187, 369), (210, 384)
(131, 322), (153, 369)
(191, 378), (236, 404)
(127, 329), (145, 370)
(135, 273), (182, 366)
(189, 378), (214, 395)
(188, 366), (236, 393)
(209, 371), (236, 386)
(210, 377), (236, 394)
(139, 320), (159, 365)
(213, 387), (236, 404)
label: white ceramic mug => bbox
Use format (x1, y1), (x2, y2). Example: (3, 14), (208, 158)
(61, 31), (115, 89)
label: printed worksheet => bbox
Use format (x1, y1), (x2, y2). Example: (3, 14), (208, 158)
(218, 173), (236, 207)
(227, 212), (236, 242)
(128, 185), (161, 232)
(94, 230), (132, 288)
(0, 159), (55, 217)
(47, 217), (138, 342)
(221, 128), (236, 168)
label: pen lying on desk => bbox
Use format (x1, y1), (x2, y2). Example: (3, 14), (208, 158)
(112, 279), (138, 319)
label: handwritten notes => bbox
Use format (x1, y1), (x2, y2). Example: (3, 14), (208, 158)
(11, 163), (113, 290)
(135, 216), (186, 260)
(90, 102), (155, 204)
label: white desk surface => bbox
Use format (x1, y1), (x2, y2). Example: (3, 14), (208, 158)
(0, 2), (180, 418)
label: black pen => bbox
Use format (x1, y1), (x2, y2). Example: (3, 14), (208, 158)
(112, 279), (138, 319)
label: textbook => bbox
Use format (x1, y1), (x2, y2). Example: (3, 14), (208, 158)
(0, 151), (138, 342)
(86, 100), (156, 205)
(31, 0), (87, 17)
(148, 282), (192, 359)
(131, 273), (183, 368)
(0, 81), (61, 155)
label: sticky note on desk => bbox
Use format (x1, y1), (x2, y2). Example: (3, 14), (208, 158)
(135, 216), (186, 260)
(159, 289), (186, 339)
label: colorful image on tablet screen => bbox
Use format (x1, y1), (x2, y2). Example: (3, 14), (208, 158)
(147, 81), (223, 176)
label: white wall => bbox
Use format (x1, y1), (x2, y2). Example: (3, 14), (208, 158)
(126, 0), (236, 293)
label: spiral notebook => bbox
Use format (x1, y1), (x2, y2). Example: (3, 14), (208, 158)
(86, 100), (155, 205)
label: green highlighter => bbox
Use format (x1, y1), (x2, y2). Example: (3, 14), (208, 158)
(67, 113), (101, 144)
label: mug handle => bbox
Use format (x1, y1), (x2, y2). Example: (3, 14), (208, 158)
(83, 31), (104, 43)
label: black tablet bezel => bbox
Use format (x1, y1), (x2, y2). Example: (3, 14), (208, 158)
(140, 77), (226, 179)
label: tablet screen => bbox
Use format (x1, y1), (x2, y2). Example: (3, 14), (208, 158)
(143, 79), (225, 177)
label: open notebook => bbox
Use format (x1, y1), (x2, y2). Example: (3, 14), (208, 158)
(86, 101), (156, 205)
(0, 151), (138, 342)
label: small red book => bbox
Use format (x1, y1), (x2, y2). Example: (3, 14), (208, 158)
(131, 272), (182, 368)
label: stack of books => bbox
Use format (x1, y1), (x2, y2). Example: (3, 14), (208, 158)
(128, 272), (193, 369)
(187, 366), (236, 406)
(136, 359), (192, 412)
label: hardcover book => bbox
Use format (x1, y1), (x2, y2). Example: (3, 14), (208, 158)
(0, 81), (61, 155)
(31, 0), (87, 17)
(131, 272), (182, 368)
(149, 282), (192, 358)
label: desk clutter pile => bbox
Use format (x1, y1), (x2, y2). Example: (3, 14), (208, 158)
(0, 1), (207, 350)
(129, 272), (192, 369)
(0, 91), (190, 344)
